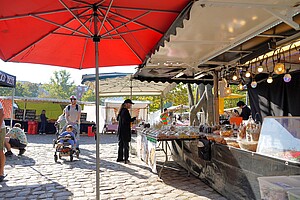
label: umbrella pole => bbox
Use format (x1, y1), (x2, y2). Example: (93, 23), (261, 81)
(10, 88), (15, 128)
(93, 5), (101, 200)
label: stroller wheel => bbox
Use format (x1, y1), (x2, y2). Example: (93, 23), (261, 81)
(54, 155), (58, 162)
(76, 151), (79, 159)
(53, 139), (56, 148)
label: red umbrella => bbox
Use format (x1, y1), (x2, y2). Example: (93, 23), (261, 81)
(0, 0), (191, 68)
(0, 1), (192, 198)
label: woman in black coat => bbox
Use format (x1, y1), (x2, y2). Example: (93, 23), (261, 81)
(116, 99), (136, 164)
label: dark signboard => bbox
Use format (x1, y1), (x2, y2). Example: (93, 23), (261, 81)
(0, 70), (16, 88)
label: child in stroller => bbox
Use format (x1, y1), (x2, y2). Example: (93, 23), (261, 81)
(53, 125), (79, 162)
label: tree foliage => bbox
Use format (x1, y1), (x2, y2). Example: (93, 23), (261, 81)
(81, 88), (96, 102)
(41, 70), (76, 99)
(130, 83), (189, 112)
(0, 82), (40, 97)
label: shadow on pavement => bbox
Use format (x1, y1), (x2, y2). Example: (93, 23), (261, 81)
(0, 166), (73, 199)
(5, 154), (36, 167)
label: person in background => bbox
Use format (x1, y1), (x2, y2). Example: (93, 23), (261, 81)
(39, 110), (48, 135)
(64, 95), (81, 153)
(116, 99), (136, 164)
(160, 108), (169, 125)
(4, 123), (28, 157)
(0, 102), (6, 182)
(236, 101), (251, 120)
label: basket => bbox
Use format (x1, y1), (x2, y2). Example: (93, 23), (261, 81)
(238, 140), (258, 152)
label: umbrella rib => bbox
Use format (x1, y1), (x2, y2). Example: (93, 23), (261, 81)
(107, 10), (163, 34)
(0, 6), (89, 21)
(101, 28), (147, 38)
(98, 5), (180, 14)
(59, 0), (93, 36)
(101, 11), (151, 37)
(98, 0), (114, 35)
(80, 17), (94, 69)
(7, 12), (89, 62)
(69, 0), (93, 6)
(31, 15), (89, 37)
(99, 10), (143, 62)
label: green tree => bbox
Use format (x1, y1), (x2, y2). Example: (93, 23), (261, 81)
(42, 70), (76, 99)
(130, 96), (161, 112)
(224, 85), (247, 109)
(0, 82), (40, 97)
(165, 83), (189, 106)
(81, 88), (96, 102)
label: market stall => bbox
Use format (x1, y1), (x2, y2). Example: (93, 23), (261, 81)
(0, 96), (94, 134)
(0, 70), (16, 127)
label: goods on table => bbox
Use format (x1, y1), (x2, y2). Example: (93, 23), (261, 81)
(245, 116), (261, 142)
(238, 140), (258, 152)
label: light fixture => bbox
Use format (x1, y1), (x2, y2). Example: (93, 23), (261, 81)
(225, 86), (232, 95)
(245, 71), (251, 78)
(274, 49), (285, 75)
(238, 82), (243, 90)
(283, 44), (293, 83)
(175, 72), (185, 78)
(251, 80), (257, 88)
(257, 61), (264, 73)
(267, 76), (273, 83)
(232, 74), (238, 80)
(283, 73), (292, 82)
(195, 74), (205, 79)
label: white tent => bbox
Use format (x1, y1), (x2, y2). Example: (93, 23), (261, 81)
(82, 74), (176, 97)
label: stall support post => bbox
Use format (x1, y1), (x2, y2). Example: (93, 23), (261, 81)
(10, 88), (15, 128)
(213, 70), (220, 125)
(160, 95), (163, 113)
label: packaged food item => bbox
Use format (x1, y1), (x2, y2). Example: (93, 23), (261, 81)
(245, 116), (261, 142)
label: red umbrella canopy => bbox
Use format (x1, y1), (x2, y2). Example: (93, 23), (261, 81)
(0, 0), (191, 69)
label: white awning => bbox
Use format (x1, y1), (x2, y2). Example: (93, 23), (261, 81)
(82, 74), (176, 97)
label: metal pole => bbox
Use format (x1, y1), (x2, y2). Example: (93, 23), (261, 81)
(10, 88), (15, 128)
(93, 5), (101, 200)
(213, 71), (220, 124)
(160, 95), (163, 113)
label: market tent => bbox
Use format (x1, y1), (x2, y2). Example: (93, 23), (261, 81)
(0, 96), (91, 120)
(0, 70), (16, 126)
(135, 0), (300, 84)
(82, 73), (176, 97)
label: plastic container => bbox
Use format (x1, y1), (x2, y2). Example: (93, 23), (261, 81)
(288, 189), (300, 200)
(258, 176), (300, 200)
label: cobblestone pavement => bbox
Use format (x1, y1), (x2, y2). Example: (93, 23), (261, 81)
(0, 134), (226, 200)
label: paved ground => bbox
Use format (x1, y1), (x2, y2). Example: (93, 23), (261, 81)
(0, 134), (227, 200)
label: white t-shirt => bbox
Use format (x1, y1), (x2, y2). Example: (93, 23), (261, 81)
(0, 102), (5, 128)
(65, 104), (82, 124)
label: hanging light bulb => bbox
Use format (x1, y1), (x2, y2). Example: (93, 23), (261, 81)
(251, 80), (257, 88)
(283, 73), (292, 83)
(232, 74), (238, 80)
(274, 62), (285, 74)
(267, 76), (273, 83)
(257, 64), (264, 73)
(238, 83), (243, 90)
(245, 71), (251, 78)
(225, 86), (232, 95)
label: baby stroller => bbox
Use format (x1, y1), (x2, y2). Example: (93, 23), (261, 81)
(53, 123), (79, 162)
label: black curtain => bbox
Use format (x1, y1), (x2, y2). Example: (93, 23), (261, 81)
(248, 71), (300, 122)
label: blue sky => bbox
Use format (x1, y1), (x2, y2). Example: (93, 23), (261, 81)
(0, 60), (137, 85)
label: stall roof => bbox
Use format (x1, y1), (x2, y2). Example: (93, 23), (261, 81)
(135, 0), (300, 83)
(0, 96), (92, 105)
(0, 70), (16, 88)
(82, 74), (176, 97)
(104, 99), (150, 109)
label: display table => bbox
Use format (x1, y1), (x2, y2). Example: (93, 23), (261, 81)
(136, 129), (199, 178)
